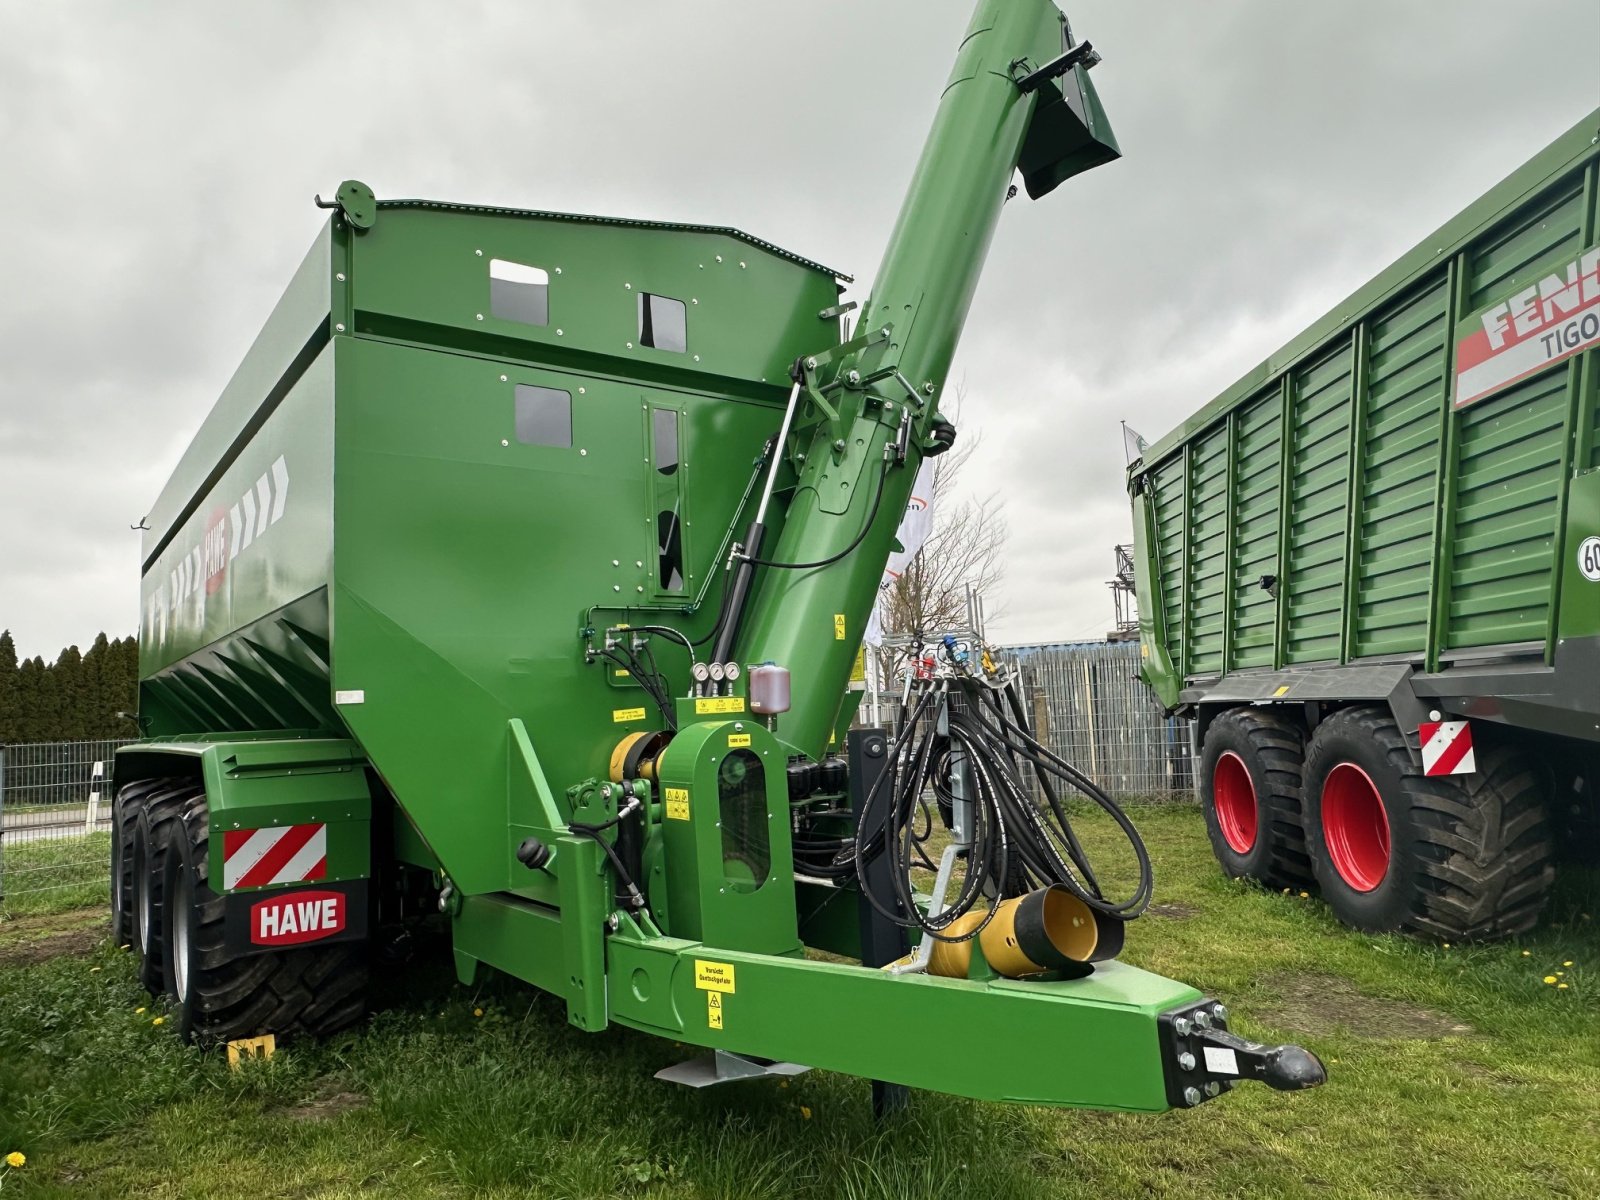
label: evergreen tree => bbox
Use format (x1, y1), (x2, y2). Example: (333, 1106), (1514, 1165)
(0, 629), (18, 744)
(14, 657), (46, 743)
(53, 645), (85, 740)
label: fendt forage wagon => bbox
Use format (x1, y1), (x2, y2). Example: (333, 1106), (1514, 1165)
(1131, 112), (1600, 941)
(114, 0), (1325, 1114)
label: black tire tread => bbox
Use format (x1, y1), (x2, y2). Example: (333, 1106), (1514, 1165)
(1202, 707), (1312, 889)
(171, 797), (367, 1045)
(110, 777), (171, 946)
(134, 781), (203, 993)
(1310, 706), (1554, 941)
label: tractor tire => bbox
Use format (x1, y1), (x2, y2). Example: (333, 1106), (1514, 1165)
(1198, 707), (1312, 889)
(1302, 706), (1555, 940)
(111, 777), (172, 947)
(162, 796), (367, 1046)
(132, 781), (201, 995)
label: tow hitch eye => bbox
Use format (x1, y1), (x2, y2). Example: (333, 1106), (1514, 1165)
(1159, 1000), (1327, 1107)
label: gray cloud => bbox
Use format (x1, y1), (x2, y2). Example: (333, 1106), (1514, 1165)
(1, 1), (1595, 660)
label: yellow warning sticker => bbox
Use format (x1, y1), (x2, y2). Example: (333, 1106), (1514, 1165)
(226, 1033), (276, 1068)
(727, 733), (752, 748)
(834, 613), (847, 640)
(694, 697), (745, 714)
(1272, 685), (1291, 697)
(614, 669), (630, 677)
(664, 787), (690, 821)
(707, 991), (724, 1029)
(694, 959), (736, 993)
(850, 643), (866, 683)
(612, 706), (647, 723)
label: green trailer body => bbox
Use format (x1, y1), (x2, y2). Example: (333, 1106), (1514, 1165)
(1129, 111), (1600, 939)
(110, 0), (1328, 1114)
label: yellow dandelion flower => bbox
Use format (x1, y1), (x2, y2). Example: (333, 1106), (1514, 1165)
(1558, 983), (1569, 990)
(153, 1017), (165, 1026)
(135, 1007), (146, 1015)
(1443, 943), (1451, 949)
(1282, 888), (1291, 895)
(1521, 950), (1531, 957)
(1563, 960), (1573, 967)
(4, 1151), (24, 1169)
(1299, 891), (1309, 899)
(799, 1106), (812, 1120)
(473, 1008), (484, 1018)
(90, 967), (101, 973)
(1543, 975), (1558, 984)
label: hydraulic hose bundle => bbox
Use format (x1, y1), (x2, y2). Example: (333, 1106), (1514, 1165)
(851, 660), (1154, 975)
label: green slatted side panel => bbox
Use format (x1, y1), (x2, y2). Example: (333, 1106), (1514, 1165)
(1227, 391), (1283, 668)
(1283, 343), (1354, 664)
(1185, 427), (1229, 675)
(1151, 457), (1187, 673)
(1446, 179), (1588, 650)
(1352, 274), (1450, 657)
(1446, 368), (1568, 647)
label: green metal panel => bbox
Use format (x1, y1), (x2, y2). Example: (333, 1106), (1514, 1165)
(1132, 111), (1600, 699)
(1150, 456), (1187, 675)
(1283, 341), (1355, 664)
(1227, 389), (1285, 669)
(1183, 427), (1229, 676)
(1352, 273), (1451, 657)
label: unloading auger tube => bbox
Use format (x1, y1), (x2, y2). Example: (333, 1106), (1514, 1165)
(115, 0), (1325, 1119)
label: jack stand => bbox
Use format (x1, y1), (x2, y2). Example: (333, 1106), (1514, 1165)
(850, 728), (911, 1118)
(655, 1050), (811, 1088)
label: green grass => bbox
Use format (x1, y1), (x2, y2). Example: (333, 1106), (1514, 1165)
(0, 833), (110, 918)
(0, 807), (1596, 1199)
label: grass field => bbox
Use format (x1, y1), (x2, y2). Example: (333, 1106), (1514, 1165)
(0, 832), (110, 918)
(0, 807), (1595, 1199)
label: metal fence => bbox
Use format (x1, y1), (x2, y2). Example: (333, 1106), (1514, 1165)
(0, 740), (132, 911)
(1003, 641), (1195, 802)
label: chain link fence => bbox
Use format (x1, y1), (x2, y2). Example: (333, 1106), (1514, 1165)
(1003, 641), (1195, 802)
(0, 740), (132, 914)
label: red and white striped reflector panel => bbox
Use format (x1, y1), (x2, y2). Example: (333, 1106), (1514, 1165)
(1419, 720), (1476, 778)
(222, 824), (328, 891)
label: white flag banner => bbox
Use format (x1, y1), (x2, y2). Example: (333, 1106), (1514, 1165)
(1121, 421), (1148, 464)
(865, 459), (937, 647)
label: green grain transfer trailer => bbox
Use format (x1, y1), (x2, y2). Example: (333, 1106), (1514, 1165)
(114, 0), (1324, 1114)
(1130, 111), (1600, 940)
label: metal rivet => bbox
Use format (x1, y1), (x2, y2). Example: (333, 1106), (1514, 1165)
(612, 559), (620, 567)
(624, 282), (632, 289)
(335, 323), (345, 332)
(476, 313), (484, 321)
(1178, 1052), (1196, 1071)
(693, 355), (700, 362)
(500, 374), (508, 382)
(579, 387), (585, 394)
(556, 329), (564, 336)
(500, 439), (509, 447)
(613, 585), (621, 592)
(336, 272), (346, 282)
(580, 448), (588, 456)
(715, 255), (723, 262)
(739, 261), (746, 269)
(626, 342), (633, 350)
(554, 267), (562, 274)
(635, 560), (643, 568)
(636, 586), (644, 593)
(691, 298), (698, 305)
(475, 249), (483, 256)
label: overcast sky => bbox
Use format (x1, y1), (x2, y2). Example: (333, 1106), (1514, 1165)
(1, 1), (1596, 662)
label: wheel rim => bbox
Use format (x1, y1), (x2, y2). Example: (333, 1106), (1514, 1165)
(1322, 762), (1391, 892)
(173, 868), (191, 1002)
(1212, 751), (1258, 854)
(111, 818), (124, 929)
(135, 837), (152, 954)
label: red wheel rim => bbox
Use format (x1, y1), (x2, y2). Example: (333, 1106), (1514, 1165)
(1322, 762), (1391, 892)
(1212, 751), (1258, 854)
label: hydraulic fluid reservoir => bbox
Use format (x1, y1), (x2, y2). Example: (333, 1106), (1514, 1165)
(749, 662), (791, 714)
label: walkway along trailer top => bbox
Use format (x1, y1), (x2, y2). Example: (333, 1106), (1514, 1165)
(114, 0), (1323, 1113)
(1130, 111), (1600, 940)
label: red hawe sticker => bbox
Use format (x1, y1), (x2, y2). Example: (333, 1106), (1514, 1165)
(250, 890), (345, 946)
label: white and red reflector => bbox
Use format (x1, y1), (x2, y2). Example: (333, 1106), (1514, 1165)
(1419, 720), (1476, 777)
(223, 823), (328, 890)
(249, 890), (345, 946)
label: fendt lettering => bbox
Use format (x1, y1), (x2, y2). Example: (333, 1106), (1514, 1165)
(114, 0), (1326, 1114)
